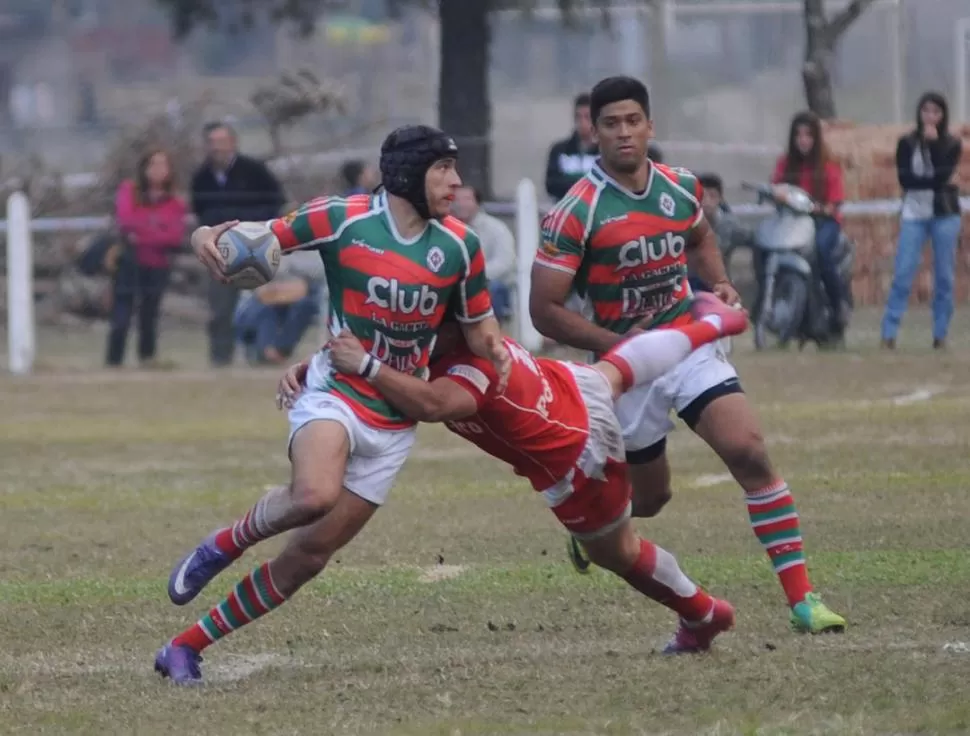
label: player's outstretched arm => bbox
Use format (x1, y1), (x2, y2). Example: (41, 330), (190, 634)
(268, 195), (348, 255)
(329, 331), (479, 423)
(530, 264), (624, 354)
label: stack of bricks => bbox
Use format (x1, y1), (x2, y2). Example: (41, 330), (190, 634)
(823, 122), (970, 306)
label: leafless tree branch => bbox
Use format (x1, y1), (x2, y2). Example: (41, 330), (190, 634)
(829, 0), (880, 41)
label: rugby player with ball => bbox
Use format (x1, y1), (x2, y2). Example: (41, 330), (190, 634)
(154, 125), (511, 685)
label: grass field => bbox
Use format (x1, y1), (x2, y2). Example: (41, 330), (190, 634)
(2, 308), (970, 735)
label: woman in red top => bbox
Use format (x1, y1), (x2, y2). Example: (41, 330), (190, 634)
(106, 149), (188, 367)
(771, 111), (847, 334)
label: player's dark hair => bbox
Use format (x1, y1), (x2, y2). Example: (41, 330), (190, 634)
(916, 90), (950, 139)
(574, 92), (591, 109)
(590, 77), (650, 123)
(782, 110), (832, 200)
(698, 173), (723, 195)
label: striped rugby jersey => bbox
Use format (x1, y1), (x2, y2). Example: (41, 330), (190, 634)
(270, 191), (493, 429)
(536, 161), (704, 337)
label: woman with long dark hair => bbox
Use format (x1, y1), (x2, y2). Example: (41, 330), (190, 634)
(881, 91), (963, 349)
(771, 111), (847, 335)
(106, 149), (187, 367)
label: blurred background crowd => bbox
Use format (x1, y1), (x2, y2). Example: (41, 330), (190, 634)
(0, 0), (968, 368)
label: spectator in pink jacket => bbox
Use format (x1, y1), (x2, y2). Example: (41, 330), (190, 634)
(107, 149), (188, 367)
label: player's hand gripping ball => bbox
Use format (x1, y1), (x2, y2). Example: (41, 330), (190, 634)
(217, 222), (282, 289)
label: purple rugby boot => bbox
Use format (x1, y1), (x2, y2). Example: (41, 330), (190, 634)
(154, 642), (203, 685)
(167, 532), (235, 606)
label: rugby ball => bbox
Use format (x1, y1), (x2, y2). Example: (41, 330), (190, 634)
(218, 222), (282, 289)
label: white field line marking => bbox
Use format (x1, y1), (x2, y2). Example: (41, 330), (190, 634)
(690, 473), (735, 488)
(943, 641), (970, 654)
(418, 564), (467, 583)
(892, 386), (943, 405)
(759, 387), (958, 412)
(208, 653), (302, 683)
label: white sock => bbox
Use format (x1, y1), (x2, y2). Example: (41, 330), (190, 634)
(605, 330), (693, 388)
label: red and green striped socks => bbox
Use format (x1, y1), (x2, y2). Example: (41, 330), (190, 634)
(213, 487), (289, 559)
(173, 562), (288, 653)
(745, 479), (812, 607)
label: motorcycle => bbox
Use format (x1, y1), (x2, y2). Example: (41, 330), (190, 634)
(742, 182), (855, 351)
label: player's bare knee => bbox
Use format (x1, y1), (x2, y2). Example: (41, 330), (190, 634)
(288, 420), (350, 519)
(585, 524), (640, 574)
(721, 429), (773, 484)
(289, 480), (340, 518)
(615, 531), (642, 574)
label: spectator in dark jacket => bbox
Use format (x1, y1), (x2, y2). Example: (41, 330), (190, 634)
(191, 121), (286, 366)
(881, 91), (964, 350)
(544, 93), (598, 201)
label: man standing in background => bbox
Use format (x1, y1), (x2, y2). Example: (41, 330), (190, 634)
(544, 93), (599, 201)
(452, 185), (517, 326)
(191, 121), (286, 367)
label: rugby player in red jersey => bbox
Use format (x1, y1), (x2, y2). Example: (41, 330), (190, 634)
(292, 292), (749, 653)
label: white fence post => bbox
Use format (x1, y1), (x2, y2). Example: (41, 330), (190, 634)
(6, 192), (35, 375)
(514, 178), (543, 352)
(956, 17), (970, 124)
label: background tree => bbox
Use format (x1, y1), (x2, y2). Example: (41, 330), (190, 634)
(154, 0), (654, 198)
(802, 0), (880, 119)
(250, 70), (347, 157)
